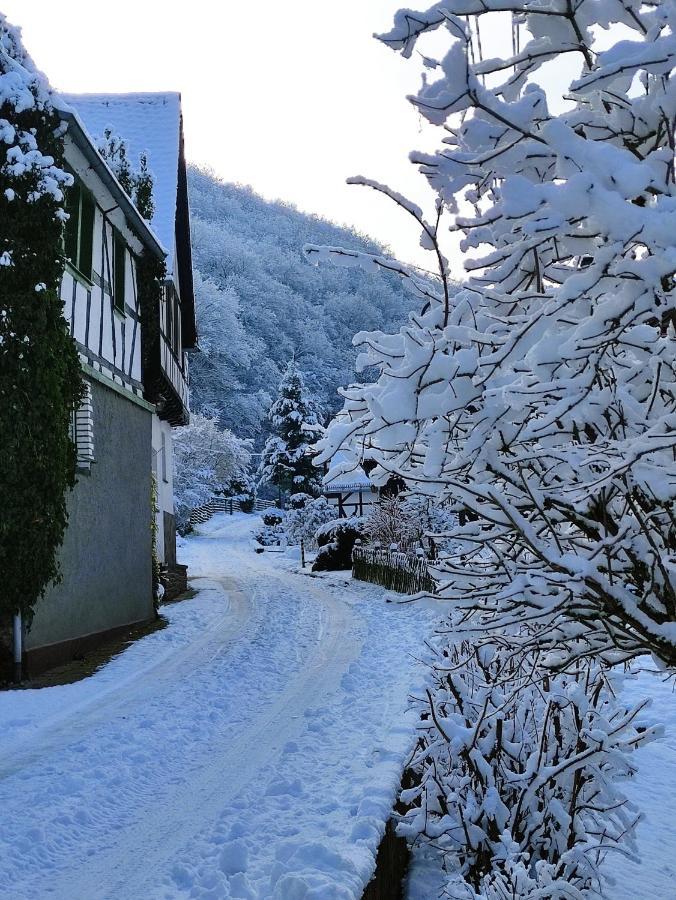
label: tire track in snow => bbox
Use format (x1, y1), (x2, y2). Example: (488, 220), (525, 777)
(0, 576), (252, 780)
(0, 531), (362, 900)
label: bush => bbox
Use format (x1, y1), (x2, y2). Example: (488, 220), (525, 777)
(255, 510), (286, 546)
(239, 494), (255, 513)
(284, 496), (336, 549)
(262, 511), (283, 527)
(288, 492), (312, 510)
(312, 517), (367, 571)
(400, 639), (656, 898)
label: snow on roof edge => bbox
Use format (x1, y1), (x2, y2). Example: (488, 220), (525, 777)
(55, 98), (166, 259)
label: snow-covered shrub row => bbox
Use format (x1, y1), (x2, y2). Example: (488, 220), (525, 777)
(173, 413), (252, 532)
(402, 640), (658, 899)
(187, 167), (424, 443)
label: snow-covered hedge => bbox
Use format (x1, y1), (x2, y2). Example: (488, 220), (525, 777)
(1, 15), (83, 625)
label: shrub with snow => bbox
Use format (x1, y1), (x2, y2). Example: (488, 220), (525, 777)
(255, 511), (286, 547)
(284, 495), (336, 549)
(364, 496), (426, 552)
(401, 638), (658, 899)
(313, 517), (367, 571)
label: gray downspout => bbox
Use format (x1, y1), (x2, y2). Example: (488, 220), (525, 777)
(13, 612), (22, 683)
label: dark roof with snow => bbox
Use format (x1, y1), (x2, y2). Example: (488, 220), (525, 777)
(60, 92), (197, 348)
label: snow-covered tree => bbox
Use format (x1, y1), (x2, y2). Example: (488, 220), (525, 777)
(0, 15), (83, 627)
(258, 361), (324, 499)
(305, 3), (672, 892)
(187, 168), (420, 443)
(173, 413), (251, 530)
(97, 127), (155, 220)
(311, 0), (676, 669)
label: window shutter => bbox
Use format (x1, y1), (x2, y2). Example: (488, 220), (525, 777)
(114, 231), (126, 312)
(75, 382), (95, 471)
(79, 190), (95, 280)
(64, 182), (80, 265)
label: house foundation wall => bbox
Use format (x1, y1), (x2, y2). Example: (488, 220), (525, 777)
(26, 378), (154, 667)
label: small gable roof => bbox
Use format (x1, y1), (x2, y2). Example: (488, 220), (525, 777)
(323, 450), (372, 493)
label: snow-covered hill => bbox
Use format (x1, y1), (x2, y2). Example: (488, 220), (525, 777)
(188, 167), (419, 444)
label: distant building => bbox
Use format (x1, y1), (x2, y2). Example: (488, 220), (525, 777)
(322, 452), (378, 518)
(24, 93), (196, 673)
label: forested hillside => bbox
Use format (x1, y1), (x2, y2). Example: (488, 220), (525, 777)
(187, 167), (416, 445)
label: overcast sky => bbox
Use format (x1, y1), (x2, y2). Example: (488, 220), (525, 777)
(4, 1), (452, 270)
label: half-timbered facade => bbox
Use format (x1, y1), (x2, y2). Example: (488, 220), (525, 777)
(62, 93), (197, 578)
(323, 453), (379, 519)
(25, 103), (169, 672)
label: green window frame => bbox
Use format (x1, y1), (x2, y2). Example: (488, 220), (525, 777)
(64, 178), (95, 281)
(113, 229), (126, 314)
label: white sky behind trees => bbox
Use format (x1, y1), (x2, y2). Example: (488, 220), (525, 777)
(5, 0), (454, 271)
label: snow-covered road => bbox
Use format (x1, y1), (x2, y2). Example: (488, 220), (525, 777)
(0, 514), (438, 899)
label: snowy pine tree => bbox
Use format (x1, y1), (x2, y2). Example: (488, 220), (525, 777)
(258, 361), (323, 499)
(97, 128), (155, 221)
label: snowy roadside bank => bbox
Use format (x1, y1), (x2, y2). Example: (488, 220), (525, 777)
(0, 513), (441, 899)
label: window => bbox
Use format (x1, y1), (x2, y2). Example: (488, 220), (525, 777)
(161, 431), (168, 483)
(64, 178), (95, 281)
(113, 229), (126, 313)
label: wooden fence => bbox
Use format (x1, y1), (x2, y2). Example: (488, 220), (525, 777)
(352, 545), (436, 595)
(189, 496), (276, 527)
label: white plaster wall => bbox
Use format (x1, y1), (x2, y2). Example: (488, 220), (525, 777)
(152, 414), (176, 563)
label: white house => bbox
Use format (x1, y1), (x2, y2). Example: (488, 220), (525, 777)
(23, 93), (196, 673)
(62, 93), (197, 579)
(322, 451), (379, 518)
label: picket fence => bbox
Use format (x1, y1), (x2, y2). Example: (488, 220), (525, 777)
(189, 496), (276, 527)
(352, 545), (436, 595)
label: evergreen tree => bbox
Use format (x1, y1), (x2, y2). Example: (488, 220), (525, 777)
(134, 151), (155, 221)
(97, 129), (155, 221)
(0, 16), (83, 626)
(258, 361), (323, 499)
(97, 127), (133, 196)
